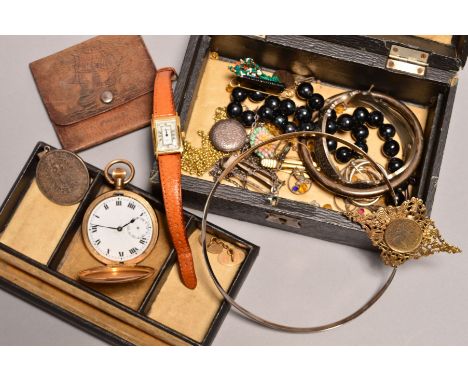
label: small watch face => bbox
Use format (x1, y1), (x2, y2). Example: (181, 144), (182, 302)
(86, 195), (154, 263)
(156, 118), (181, 152)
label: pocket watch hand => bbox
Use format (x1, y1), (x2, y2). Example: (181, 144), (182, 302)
(120, 217), (138, 229)
(92, 224), (119, 230)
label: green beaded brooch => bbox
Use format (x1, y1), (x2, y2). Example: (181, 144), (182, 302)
(229, 58), (285, 92)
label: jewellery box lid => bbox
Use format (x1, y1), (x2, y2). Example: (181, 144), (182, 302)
(29, 35), (156, 127)
(308, 35), (467, 72)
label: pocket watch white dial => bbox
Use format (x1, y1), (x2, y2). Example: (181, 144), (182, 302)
(81, 160), (159, 268)
(86, 195), (155, 263)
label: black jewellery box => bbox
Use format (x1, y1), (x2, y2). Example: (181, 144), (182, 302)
(0, 142), (258, 345)
(150, 35), (467, 249)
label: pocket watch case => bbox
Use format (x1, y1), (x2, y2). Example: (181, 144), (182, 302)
(150, 35), (467, 249)
(0, 142), (259, 345)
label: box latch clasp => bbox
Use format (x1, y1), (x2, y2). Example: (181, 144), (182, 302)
(265, 212), (301, 229)
(386, 44), (429, 76)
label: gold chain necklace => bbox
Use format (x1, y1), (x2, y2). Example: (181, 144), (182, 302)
(181, 107), (228, 176)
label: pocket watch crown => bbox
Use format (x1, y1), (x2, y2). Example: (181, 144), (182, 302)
(112, 167), (127, 189)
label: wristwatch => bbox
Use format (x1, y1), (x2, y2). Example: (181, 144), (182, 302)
(151, 67), (197, 289)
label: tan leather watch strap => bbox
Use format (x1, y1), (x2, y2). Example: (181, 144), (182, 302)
(153, 67), (197, 289)
(153, 67), (177, 116)
(158, 154), (197, 289)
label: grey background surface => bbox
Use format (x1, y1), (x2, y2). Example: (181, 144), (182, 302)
(0, 36), (467, 346)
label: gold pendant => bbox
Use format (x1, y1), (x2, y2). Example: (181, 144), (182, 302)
(345, 197), (461, 267)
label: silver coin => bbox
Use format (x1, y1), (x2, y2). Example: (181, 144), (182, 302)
(209, 119), (246, 152)
(36, 149), (90, 205)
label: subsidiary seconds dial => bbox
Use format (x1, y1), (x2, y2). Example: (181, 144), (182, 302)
(85, 194), (156, 264)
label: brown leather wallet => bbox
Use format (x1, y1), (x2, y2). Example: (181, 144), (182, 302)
(30, 35), (156, 152)
(152, 68), (197, 289)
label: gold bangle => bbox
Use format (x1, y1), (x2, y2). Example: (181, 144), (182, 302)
(298, 90), (424, 198)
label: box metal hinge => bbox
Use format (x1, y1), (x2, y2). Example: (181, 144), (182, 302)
(386, 45), (429, 76)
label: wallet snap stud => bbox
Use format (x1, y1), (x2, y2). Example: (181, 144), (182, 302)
(100, 90), (114, 104)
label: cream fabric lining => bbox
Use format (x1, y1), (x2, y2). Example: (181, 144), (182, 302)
(0, 179), (78, 264)
(0, 258), (170, 345)
(147, 228), (245, 342)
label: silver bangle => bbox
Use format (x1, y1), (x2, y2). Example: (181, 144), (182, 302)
(200, 131), (398, 333)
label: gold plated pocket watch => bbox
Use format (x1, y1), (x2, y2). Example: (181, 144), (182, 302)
(79, 159), (159, 284)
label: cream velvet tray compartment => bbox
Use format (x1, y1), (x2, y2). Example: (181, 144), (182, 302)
(150, 35), (467, 249)
(0, 142), (259, 345)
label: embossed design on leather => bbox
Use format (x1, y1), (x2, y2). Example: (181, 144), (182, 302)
(68, 45), (123, 120)
(154, 67), (198, 289)
(30, 36), (156, 152)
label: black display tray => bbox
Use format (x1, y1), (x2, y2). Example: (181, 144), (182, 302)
(0, 141), (259, 345)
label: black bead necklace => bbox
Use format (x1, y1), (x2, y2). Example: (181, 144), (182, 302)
(325, 106), (403, 172)
(226, 82), (325, 133)
(324, 105), (413, 205)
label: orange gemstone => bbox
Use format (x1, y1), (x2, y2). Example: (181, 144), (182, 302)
(335, 104), (346, 114)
